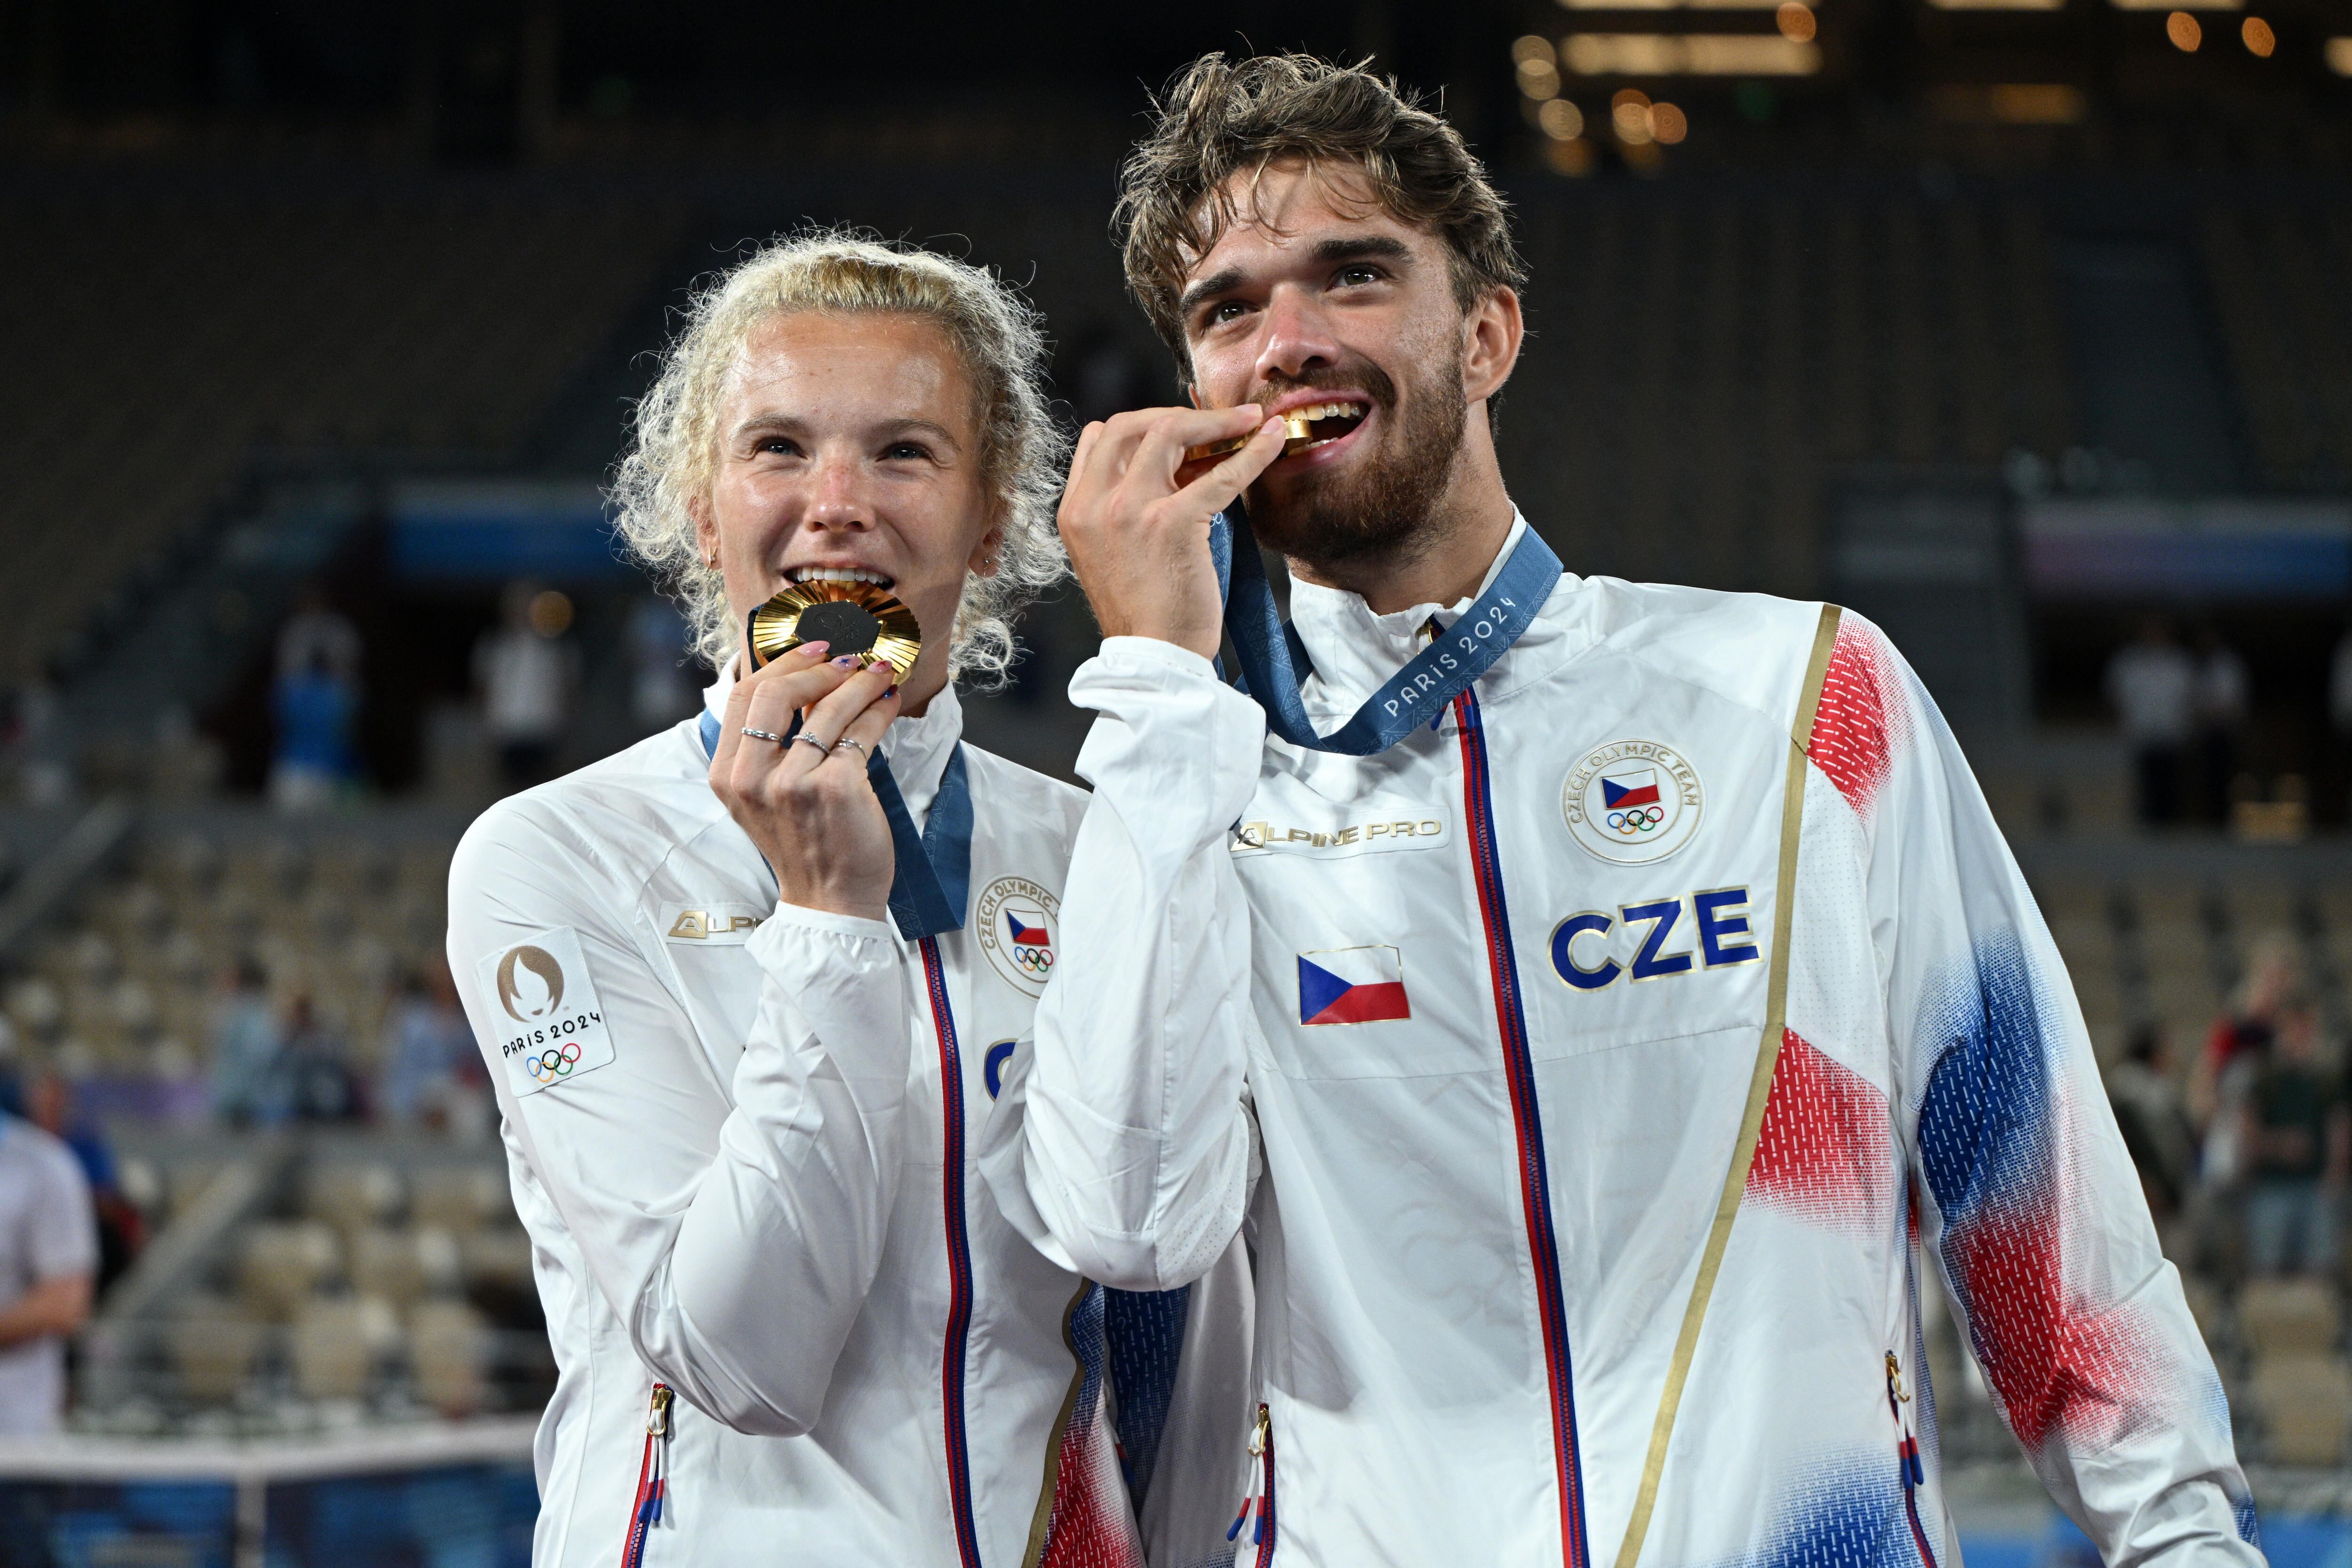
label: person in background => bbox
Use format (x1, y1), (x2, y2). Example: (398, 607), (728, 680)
(473, 581), (579, 789)
(279, 993), (356, 1122)
(269, 587), (365, 812)
(2191, 934), (2299, 1155)
(24, 1072), (142, 1295)
(2106, 616), (2197, 827)
(377, 954), (486, 1135)
(2109, 1023), (2198, 1226)
(275, 586), (362, 688)
(2193, 626), (2248, 826)
(207, 958), (286, 1127)
(2241, 995), (2349, 1276)
(0, 1102), (96, 1434)
(629, 596), (700, 732)
(269, 644), (360, 812)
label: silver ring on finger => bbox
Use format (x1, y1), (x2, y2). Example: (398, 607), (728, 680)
(791, 733), (832, 756)
(831, 737), (870, 762)
(741, 727), (787, 744)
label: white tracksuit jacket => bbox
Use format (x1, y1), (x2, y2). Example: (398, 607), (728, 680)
(447, 672), (1247, 1568)
(990, 517), (2262, 1568)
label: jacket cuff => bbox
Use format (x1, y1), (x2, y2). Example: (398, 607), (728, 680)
(1091, 635), (1220, 682)
(755, 901), (900, 945)
(1069, 642), (1265, 850)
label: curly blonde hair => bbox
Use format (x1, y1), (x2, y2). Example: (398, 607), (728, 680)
(610, 230), (1068, 684)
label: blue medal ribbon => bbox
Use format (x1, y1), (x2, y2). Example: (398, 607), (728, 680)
(1208, 508), (1563, 756)
(698, 708), (972, 939)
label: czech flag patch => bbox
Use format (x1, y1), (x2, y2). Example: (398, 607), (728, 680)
(1006, 911), (1050, 947)
(1297, 946), (1412, 1027)
(1598, 767), (1662, 810)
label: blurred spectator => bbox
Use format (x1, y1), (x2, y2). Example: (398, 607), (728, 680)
(475, 581), (578, 788)
(275, 587), (362, 685)
(2241, 997), (2349, 1276)
(629, 596), (698, 731)
(270, 589), (365, 812)
(0, 1108), (96, 1434)
(2106, 618), (2196, 827)
(2192, 627), (2247, 826)
(379, 955), (488, 1136)
(280, 994), (358, 1123)
(25, 1072), (142, 1294)
(270, 653), (361, 813)
(209, 959), (286, 1127)
(2191, 937), (2300, 1181)
(2109, 1024), (2196, 1221)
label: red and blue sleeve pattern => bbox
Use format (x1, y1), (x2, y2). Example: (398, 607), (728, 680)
(1835, 613), (2261, 1558)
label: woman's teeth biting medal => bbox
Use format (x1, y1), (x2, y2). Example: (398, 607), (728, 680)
(745, 579), (923, 679)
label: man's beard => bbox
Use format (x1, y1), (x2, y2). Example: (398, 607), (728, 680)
(1242, 358), (1468, 577)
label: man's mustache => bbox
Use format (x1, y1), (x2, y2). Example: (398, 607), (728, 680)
(1248, 360), (1398, 414)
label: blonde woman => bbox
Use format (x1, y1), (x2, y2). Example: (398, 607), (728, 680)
(447, 234), (1230, 1566)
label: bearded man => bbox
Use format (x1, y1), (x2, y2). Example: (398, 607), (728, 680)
(985, 54), (2262, 1568)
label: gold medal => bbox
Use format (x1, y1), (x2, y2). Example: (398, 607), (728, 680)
(1184, 411), (1315, 465)
(745, 580), (922, 679)
(1182, 402), (1368, 464)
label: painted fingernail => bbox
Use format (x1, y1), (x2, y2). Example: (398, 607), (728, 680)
(797, 640), (830, 659)
(831, 654), (860, 669)
(884, 685), (899, 700)
(868, 656), (893, 672)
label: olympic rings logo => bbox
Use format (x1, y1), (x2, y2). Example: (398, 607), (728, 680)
(1014, 946), (1055, 977)
(528, 1042), (582, 1082)
(1606, 806), (1666, 835)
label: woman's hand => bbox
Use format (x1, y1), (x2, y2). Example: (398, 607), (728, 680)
(709, 643), (903, 922)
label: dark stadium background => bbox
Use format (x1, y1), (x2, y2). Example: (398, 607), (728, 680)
(1, 1), (2351, 1562)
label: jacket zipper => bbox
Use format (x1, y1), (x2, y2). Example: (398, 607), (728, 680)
(1885, 1351), (1939, 1568)
(1225, 1402), (1276, 1564)
(1452, 687), (1591, 1568)
(620, 1382), (672, 1568)
(921, 936), (984, 1568)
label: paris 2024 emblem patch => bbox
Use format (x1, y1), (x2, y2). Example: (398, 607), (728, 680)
(1561, 740), (1704, 865)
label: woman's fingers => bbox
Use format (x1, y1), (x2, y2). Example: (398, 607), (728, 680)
(819, 679), (902, 772)
(736, 650), (866, 769)
(796, 659), (899, 755)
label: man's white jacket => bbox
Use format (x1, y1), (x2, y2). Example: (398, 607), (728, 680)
(447, 675), (1243, 1568)
(990, 518), (2261, 1568)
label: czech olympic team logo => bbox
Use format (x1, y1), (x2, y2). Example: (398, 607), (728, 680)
(975, 876), (1060, 997)
(1562, 740), (1704, 865)
(528, 1042), (582, 1083)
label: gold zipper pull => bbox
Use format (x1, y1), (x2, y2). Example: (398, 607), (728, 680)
(1248, 1402), (1270, 1456)
(648, 1383), (674, 1436)
(1884, 1351), (1909, 1403)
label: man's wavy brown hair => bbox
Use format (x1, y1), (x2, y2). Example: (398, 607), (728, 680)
(1116, 53), (1527, 374)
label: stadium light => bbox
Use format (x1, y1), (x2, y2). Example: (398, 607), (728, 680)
(2327, 36), (2352, 74)
(1560, 33), (1822, 73)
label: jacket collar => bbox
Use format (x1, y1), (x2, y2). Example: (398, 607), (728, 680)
(1287, 511), (1589, 726)
(701, 656), (964, 828)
